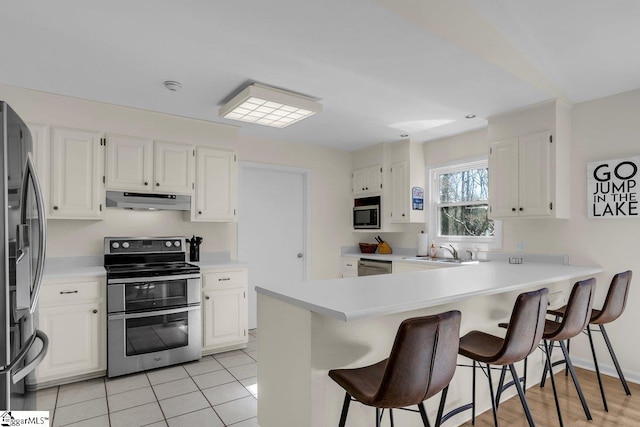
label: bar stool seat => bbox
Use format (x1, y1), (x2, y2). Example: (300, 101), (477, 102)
(328, 310), (461, 427)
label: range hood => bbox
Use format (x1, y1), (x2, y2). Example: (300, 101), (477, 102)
(105, 191), (191, 211)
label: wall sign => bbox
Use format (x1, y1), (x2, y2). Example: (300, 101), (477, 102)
(412, 187), (424, 210)
(587, 156), (639, 218)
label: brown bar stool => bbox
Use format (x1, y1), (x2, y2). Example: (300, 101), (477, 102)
(533, 278), (596, 427)
(548, 271), (632, 411)
(444, 288), (548, 427)
(328, 310), (461, 427)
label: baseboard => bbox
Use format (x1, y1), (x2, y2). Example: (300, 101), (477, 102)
(570, 356), (640, 385)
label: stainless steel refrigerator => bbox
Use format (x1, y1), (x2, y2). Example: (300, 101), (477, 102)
(0, 101), (48, 411)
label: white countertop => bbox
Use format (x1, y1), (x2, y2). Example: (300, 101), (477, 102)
(43, 254), (247, 279)
(256, 261), (604, 321)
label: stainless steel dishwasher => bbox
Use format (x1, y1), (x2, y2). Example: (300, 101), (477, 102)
(357, 259), (392, 276)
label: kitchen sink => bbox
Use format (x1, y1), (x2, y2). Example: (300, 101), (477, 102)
(402, 256), (482, 265)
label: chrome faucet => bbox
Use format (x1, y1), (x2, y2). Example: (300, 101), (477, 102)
(439, 245), (458, 260)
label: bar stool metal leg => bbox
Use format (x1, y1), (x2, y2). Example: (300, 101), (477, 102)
(559, 340), (592, 420)
(586, 326), (608, 411)
(338, 393), (351, 427)
(508, 364), (535, 427)
(600, 324), (632, 395)
(435, 386), (449, 427)
(543, 340), (564, 427)
(418, 402), (431, 427)
(486, 363), (500, 427)
(472, 360), (476, 425)
(389, 408), (394, 427)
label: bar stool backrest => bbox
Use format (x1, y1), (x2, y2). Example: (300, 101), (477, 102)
(495, 288), (549, 365)
(592, 271), (632, 324)
(551, 278), (596, 341)
(373, 310), (461, 408)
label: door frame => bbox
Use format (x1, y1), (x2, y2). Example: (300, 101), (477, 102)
(238, 161), (311, 281)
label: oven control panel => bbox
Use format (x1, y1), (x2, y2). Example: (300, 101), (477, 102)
(105, 237), (185, 254)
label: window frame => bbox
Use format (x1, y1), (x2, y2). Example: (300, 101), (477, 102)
(427, 157), (502, 250)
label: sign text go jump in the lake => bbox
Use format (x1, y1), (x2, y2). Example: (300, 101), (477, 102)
(588, 157), (639, 218)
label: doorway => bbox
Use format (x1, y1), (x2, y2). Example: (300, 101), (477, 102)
(238, 162), (309, 329)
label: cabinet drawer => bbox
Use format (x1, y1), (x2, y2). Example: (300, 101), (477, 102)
(203, 270), (247, 289)
(40, 280), (102, 306)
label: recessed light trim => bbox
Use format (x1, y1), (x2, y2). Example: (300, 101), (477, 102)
(219, 83), (321, 128)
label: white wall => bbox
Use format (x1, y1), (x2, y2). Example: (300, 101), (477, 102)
(0, 83), (353, 280)
(423, 90), (640, 381)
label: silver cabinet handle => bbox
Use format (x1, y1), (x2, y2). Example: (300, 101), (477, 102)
(60, 290), (78, 295)
(297, 253), (304, 258)
(92, 309), (98, 314)
(218, 277), (230, 281)
(205, 296), (210, 300)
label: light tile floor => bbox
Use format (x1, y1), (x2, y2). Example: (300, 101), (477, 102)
(35, 330), (259, 427)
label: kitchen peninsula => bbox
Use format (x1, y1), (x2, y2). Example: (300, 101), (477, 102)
(256, 260), (603, 427)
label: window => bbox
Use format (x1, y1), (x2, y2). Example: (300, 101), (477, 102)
(428, 158), (501, 248)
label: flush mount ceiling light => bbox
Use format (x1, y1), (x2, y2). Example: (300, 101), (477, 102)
(219, 83), (321, 128)
(389, 119), (455, 134)
(465, 114), (477, 119)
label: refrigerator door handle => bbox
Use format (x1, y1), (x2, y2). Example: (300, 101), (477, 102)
(20, 153), (47, 314)
(11, 330), (49, 384)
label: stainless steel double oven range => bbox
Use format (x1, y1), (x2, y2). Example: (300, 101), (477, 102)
(104, 237), (201, 378)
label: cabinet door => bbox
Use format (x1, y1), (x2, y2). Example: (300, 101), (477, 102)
(202, 288), (247, 349)
(37, 302), (103, 382)
(352, 165), (381, 196)
(366, 165), (383, 193)
(518, 131), (551, 216)
(192, 148), (237, 222)
(153, 140), (194, 194)
(488, 138), (519, 218)
(390, 161), (408, 223)
(50, 127), (104, 219)
(105, 134), (153, 191)
(352, 168), (368, 196)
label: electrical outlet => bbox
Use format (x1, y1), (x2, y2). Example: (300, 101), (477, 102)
(516, 241), (526, 251)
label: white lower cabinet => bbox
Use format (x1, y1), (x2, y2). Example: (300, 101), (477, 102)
(201, 267), (248, 354)
(35, 277), (106, 385)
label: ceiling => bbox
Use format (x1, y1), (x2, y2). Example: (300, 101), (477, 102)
(2, 0), (640, 151)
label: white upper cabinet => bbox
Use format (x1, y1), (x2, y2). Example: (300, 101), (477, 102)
(190, 147), (237, 222)
(488, 100), (570, 219)
(105, 134), (153, 191)
(105, 136), (194, 194)
(154, 140), (194, 194)
(50, 127), (104, 219)
(352, 165), (382, 196)
(389, 139), (425, 223)
(489, 132), (550, 217)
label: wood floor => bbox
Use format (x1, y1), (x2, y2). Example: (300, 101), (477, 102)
(458, 367), (640, 427)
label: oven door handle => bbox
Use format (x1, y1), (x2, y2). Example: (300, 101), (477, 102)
(108, 305), (201, 320)
(107, 273), (201, 285)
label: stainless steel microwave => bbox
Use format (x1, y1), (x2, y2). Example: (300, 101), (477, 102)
(353, 204), (380, 229)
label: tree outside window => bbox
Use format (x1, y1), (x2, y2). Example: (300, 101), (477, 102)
(428, 159), (501, 249)
(438, 167), (494, 237)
